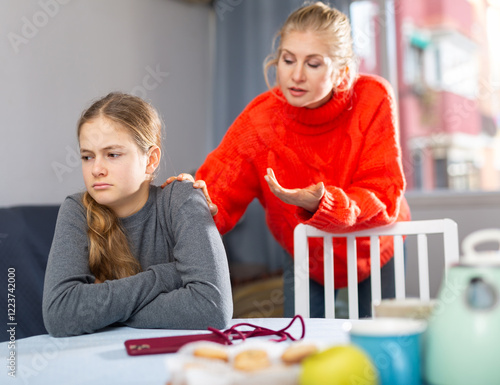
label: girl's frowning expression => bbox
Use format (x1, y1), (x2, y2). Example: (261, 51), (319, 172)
(79, 116), (156, 218)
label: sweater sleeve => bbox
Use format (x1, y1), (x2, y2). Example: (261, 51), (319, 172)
(123, 182), (233, 330)
(296, 81), (407, 231)
(196, 112), (262, 235)
(42, 196), (183, 337)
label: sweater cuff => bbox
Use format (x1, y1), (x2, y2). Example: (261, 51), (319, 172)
(295, 189), (336, 227)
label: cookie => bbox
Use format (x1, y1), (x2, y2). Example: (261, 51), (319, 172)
(193, 346), (229, 362)
(281, 343), (318, 365)
(233, 349), (271, 372)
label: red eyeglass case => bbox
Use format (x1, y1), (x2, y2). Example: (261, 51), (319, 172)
(124, 332), (230, 356)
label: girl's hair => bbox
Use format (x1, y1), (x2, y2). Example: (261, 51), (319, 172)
(264, 1), (358, 92)
(77, 92), (163, 281)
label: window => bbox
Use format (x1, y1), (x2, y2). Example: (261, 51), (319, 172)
(350, 0), (500, 191)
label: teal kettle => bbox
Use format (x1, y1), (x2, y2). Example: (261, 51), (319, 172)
(423, 229), (500, 385)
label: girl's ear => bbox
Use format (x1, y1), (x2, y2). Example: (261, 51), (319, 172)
(145, 146), (161, 175)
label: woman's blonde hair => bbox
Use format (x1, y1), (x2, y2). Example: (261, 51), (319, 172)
(264, 1), (358, 92)
(77, 92), (162, 281)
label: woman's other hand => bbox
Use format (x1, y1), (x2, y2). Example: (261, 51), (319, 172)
(264, 168), (324, 213)
(161, 174), (218, 216)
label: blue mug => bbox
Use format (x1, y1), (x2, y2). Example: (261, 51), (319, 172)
(349, 318), (427, 385)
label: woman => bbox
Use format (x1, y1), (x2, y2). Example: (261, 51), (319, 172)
(42, 92), (232, 337)
(165, 2), (410, 317)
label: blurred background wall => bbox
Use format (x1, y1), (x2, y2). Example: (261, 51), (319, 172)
(0, 0), (214, 205)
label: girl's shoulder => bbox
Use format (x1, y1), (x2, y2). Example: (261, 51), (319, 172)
(152, 182), (206, 211)
(54, 192), (87, 226)
(60, 192), (85, 213)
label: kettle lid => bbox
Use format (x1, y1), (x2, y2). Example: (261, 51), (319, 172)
(461, 229), (500, 267)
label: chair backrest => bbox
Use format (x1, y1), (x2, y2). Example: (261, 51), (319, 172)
(293, 219), (459, 319)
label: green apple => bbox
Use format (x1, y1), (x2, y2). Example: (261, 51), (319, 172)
(299, 345), (378, 385)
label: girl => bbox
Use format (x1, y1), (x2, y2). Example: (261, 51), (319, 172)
(165, 2), (411, 317)
(42, 93), (232, 337)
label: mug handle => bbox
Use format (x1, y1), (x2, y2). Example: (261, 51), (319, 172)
(462, 228), (500, 257)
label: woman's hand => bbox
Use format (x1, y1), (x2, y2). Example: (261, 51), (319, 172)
(264, 168), (325, 213)
(161, 174), (218, 216)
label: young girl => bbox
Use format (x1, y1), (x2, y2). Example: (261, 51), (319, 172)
(165, 2), (411, 317)
(42, 93), (232, 337)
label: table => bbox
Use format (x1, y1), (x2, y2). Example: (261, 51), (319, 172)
(1, 318), (357, 385)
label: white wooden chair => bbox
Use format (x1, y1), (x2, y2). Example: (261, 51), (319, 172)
(293, 219), (459, 319)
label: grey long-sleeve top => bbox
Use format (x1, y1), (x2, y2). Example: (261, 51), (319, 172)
(42, 181), (233, 337)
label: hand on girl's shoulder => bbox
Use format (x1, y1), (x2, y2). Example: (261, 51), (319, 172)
(161, 173), (195, 188)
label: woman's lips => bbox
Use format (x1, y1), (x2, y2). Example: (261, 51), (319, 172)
(289, 87), (307, 97)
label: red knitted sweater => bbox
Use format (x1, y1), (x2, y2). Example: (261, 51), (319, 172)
(196, 74), (411, 288)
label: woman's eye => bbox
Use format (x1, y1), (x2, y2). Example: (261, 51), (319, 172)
(283, 57), (294, 65)
(108, 153), (120, 158)
(308, 62), (320, 69)
(81, 156), (92, 161)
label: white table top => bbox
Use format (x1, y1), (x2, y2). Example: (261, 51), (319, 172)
(1, 317), (357, 385)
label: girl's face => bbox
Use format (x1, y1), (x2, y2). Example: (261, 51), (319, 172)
(79, 116), (156, 218)
(277, 30), (340, 109)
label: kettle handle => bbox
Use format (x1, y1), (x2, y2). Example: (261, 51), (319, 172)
(462, 229), (500, 256)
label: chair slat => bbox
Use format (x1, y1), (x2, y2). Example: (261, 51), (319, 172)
(324, 236), (335, 318)
(417, 233), (430, 300)
(346, 235), (359, 319)
(394, 234), (406, 299)
(294, 225), (310, 318)
(370, 235), (382, 316)
(443, 219), (460, 271)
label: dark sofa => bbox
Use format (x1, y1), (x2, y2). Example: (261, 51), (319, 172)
(0, 205), (59, 342)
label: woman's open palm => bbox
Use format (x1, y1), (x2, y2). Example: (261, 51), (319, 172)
(264, 168), (324, 213)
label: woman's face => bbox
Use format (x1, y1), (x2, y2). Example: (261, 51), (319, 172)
(79, 116), (152, 218)
(277, 30), (340, 109)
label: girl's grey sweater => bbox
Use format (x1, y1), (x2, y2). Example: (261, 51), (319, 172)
(42, 181), (233, 337)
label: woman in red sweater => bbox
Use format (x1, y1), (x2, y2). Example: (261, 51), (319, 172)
(165, 2), (410, 317)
